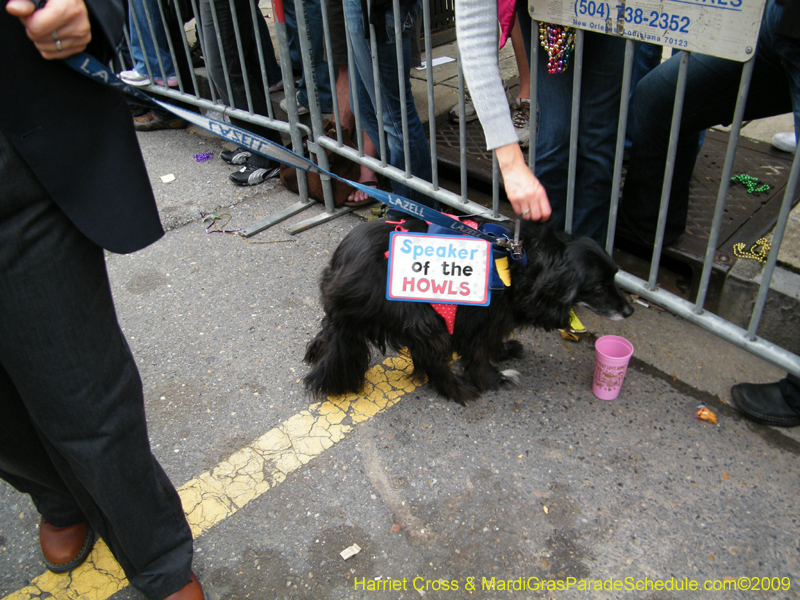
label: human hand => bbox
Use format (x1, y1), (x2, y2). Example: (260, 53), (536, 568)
(495, 142), (551, 221)
(6, 0), (91, 59)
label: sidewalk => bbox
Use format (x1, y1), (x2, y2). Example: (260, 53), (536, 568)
(1, 109), (799, 600)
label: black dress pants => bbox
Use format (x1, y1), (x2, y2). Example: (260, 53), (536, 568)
(0, 130), (193, 600)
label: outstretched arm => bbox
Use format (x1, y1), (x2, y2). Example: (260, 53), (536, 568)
(454, 0), (550, 221)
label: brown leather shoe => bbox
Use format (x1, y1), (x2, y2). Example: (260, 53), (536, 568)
(162, 572), (204, 600)
(39, 518), (95, 573)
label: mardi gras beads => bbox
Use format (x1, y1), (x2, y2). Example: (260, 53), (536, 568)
(539, 23), (576, 74)
(731, 174), (771, 195)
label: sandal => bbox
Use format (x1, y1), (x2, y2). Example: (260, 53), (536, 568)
(344, 180), (379, 207)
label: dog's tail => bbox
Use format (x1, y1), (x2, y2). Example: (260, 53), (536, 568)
(303, 321), (371, 397)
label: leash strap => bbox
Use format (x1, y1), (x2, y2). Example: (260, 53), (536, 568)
(65, 53), (511, 246)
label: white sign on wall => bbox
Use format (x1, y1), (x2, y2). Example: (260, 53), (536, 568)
(528, 0), (767, 61)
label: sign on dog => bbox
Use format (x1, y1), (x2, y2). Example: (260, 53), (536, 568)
(386, 233), (492, 306)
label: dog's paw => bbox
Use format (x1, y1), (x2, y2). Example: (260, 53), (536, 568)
(500, 339), (525, 360)
(500, 369), (521, 386)
(447, 380), (482, 406)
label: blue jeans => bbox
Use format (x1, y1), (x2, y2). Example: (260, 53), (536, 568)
(625, 42), (662, 155)
(283, 0), (333, 113)
(619, 0), (799, 245)
(345, 0), (438, 209)
(517, 3), (626, 245)
(128, 0), (176, 79)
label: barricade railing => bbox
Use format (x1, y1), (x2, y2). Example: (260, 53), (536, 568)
(118, 0), (799, 379)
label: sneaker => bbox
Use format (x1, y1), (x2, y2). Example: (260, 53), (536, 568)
(448, 90), (477, 123)
(512, 98), (531, 148)
(229, 162), (281, 186)
(279, 94), (310, 116)
(120, 70), (151, 86)
(133, 111), (188, 131)
(771, 132), (797, 153)
(220, 146), (252, 165)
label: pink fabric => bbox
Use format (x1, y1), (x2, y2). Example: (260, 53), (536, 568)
(498, 0), (518, 49)
(431, 303), (458, 335)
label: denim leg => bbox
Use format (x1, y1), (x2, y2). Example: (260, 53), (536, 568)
(625, 42), (663, 154)
(533, 32), (625, 245)
(284, 0), (333, 112)
(345, 0), (438, 209)
(758, 0), (800, 136)
(128, 0), (176, 79)
(282, 0), (304, 72)
(571, 34), (626, 245)
(620, 0), (794, 245)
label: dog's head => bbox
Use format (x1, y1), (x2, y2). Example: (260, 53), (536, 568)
(565, 236), (634, 321)
(510, 223), (634, 329)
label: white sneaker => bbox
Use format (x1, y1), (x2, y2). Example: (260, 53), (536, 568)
(512, 98), (531, 148)
(771, 132), (797, 153)
(279, 94), (310, 116)
(119, 70), (151, 87)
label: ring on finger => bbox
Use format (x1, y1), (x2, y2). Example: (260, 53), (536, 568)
(52, 30), (62, 52)
(522, 209), (530, 215)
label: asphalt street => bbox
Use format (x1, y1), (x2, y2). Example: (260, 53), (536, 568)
(1, 125), (798, 600)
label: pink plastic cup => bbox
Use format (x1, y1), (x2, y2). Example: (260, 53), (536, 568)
(592, 335), (634, 400)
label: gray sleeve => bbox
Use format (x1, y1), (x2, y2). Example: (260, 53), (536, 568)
(455, 0), (518, 151)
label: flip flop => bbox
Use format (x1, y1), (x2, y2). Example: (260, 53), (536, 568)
(344, 180), (379, 207)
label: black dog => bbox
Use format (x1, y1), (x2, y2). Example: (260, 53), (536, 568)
(304, 218), (634, 405)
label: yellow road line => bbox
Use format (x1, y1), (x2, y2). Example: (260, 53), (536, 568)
(4, 356), (421, 600)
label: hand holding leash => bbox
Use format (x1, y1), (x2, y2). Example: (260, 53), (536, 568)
(8, 0), (91, 59)
(494, 142), (551, 222)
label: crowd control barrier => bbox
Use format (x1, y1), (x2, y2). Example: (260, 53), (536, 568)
(119, 0), (799, 379)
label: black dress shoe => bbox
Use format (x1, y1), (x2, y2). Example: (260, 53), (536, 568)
(731, 382), (800, 427)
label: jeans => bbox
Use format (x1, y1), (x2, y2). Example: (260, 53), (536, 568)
(0, 130), (194, 600)
(283, 0), (333, 113)
(619, 0), (799, 245)
(128, 0), (176, 79)
(625, 42), (662, 155)
(516, 3), (626, 246)
(345, 0), (438, 209)
(200, 0), (284, 165)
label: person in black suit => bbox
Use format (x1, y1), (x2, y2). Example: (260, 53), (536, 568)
(0, 0), (202, 597)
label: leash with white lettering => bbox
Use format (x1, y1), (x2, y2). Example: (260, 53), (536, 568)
(64, 52), (524, 255)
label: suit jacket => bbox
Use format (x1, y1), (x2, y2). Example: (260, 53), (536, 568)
(0, 0), (164, 254)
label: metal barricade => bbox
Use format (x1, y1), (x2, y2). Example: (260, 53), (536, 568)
(118, 0), (799, 378)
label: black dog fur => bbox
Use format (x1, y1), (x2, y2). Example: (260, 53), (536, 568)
(304, 218), (634, 405)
